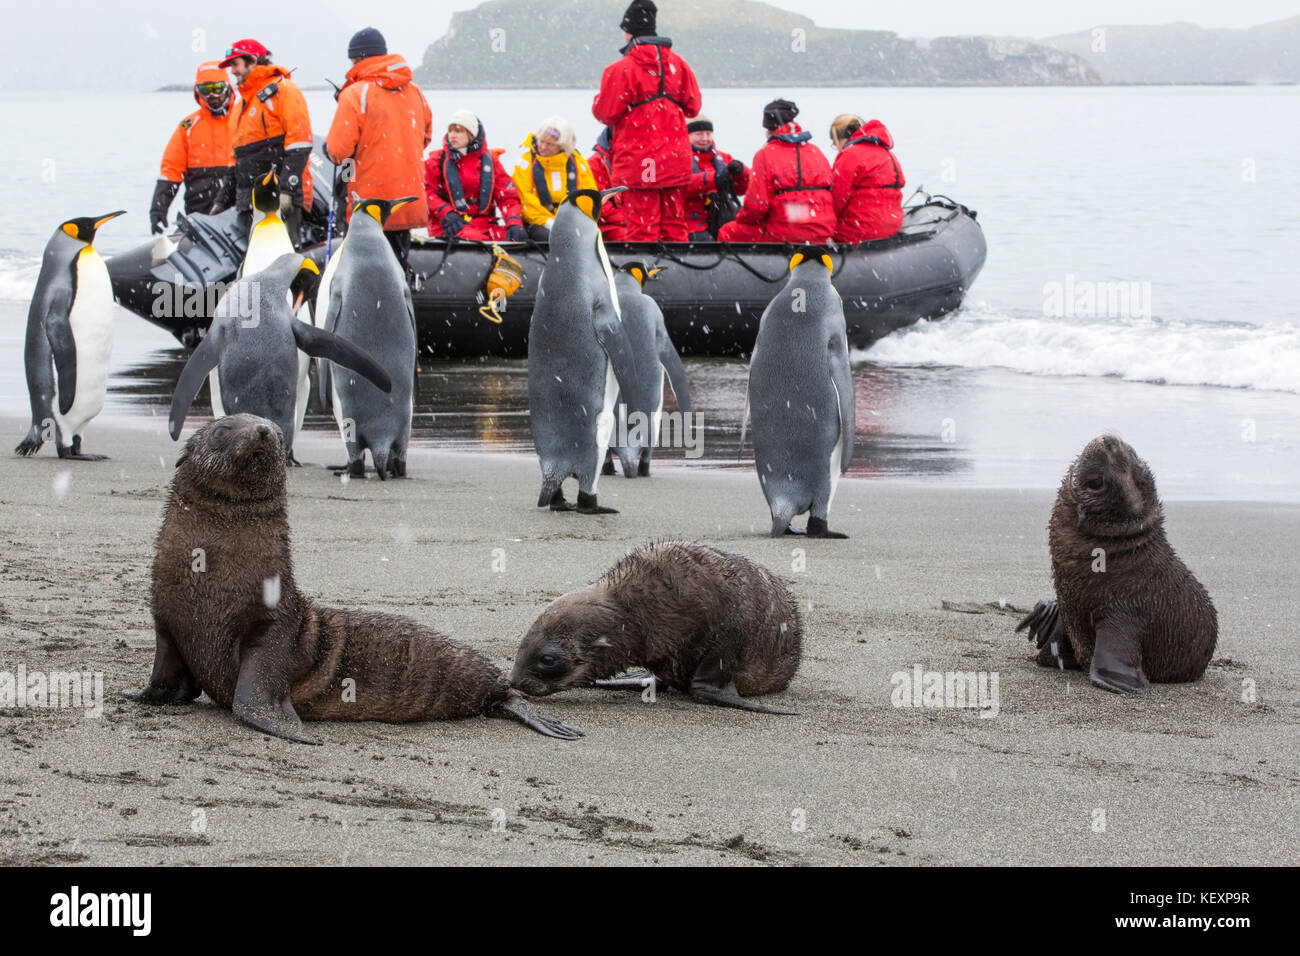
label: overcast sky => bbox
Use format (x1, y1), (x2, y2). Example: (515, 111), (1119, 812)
(3, 1), (1296, 90)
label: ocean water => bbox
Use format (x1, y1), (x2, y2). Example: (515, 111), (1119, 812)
(1, 86), (1298, 499)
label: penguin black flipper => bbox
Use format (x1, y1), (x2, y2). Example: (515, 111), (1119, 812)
(42, 286), (78, 416)
(317, 277), (343, 409)
(1090, 613), (1152, 696)
(169, 328), (226, 440)
(291, 322), (393, 396)
(827, 333), (855, 471)
(656, 322), (692, 414)
(593, 304), (642, 400)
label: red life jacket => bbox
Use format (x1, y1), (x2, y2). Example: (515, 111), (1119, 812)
(734, 122), (836, 243)
(592, 37), (702, 189)
(832, 120), (905, 242)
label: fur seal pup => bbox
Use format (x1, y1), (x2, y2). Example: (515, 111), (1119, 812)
(16, 211), (125, 459)
(168, 253), (393, 462)
(1016, 435), (1218, 694)
(746, 250), (855, 538)
(510, 541), (802, 714)
(127, 414), (582, 741)
(527, 188), (642, 514)
(316, 196), (419, 479)
(602, 261), (691, 478)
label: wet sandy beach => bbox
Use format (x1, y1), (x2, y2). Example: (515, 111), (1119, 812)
(1, 415), (1296, 866)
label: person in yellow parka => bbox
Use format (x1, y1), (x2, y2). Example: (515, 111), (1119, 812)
(512, 116), (597, 241)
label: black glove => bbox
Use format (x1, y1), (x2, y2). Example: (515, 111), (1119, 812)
(713, 165), (732, 192)
(506, 225), (528, 242)
(280, 146), (311, 208)
(441, 211), (465, 238)
(726, 159), (744, 178)
(149, 179), (179, 234)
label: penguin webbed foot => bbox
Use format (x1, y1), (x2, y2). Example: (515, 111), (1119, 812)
(576, 491), (617, 515)
(806, 517), (847, 539)
(601, 452), (616, 476)
(494, 696), (584, 740)
(547, 488), (576, 512)
(60, 437), (108, 461)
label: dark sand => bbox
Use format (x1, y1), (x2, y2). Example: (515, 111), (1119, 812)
(1, 416), (1296, 866)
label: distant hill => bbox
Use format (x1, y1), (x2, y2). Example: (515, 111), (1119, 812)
(415, 0), (1100, 87)
(1042, 16), (1300, 84)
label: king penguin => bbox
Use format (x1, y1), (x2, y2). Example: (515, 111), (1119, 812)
(527, 188), (642, 514)
(16, 211), (126, 460)
(206, 170), (314, 462)
(169, 253), (392, 460)
(747, 250), (856, 538)
(316, 197), (419, 479)
(603, 261), (691, 478)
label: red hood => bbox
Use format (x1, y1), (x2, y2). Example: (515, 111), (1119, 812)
(344, 54), (413, 91)
(850, 119), (894, 149)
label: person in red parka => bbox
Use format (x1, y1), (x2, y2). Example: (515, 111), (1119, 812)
(588, 126), (626, 237)
(683, 114), (749, 241)
(718, 98), (836, 244)
(424, 110), (527, 242)
(830, 113), (906, 243)
(591, 0), (702, 242)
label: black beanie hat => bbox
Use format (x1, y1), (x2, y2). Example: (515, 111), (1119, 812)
(763, 98), (799, 131)
(686, 116), (713, 133)
(348, 27), (387, 59)
(621, 0), (657, 37)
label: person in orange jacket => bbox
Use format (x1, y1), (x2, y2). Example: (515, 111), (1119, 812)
(149, 61), (236, 234)
(424, 110), (526, 242)
(325, 28), (432, 267)
(220, 38), (313, 243)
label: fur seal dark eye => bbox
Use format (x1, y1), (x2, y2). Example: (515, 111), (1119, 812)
(1085, 476), (1104, 491)
(213, 425), (230, 438)
(538, 654), (558, 668)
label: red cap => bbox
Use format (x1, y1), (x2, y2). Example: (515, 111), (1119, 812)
(219, 39), (269, 68)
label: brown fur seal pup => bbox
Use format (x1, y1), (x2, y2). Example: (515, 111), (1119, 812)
(509, 542), (802, 714)
(1016, 434), (1218, 695)
(126, 414), (581, 742)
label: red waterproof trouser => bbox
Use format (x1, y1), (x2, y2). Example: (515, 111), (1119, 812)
(612, 186), (688, 242)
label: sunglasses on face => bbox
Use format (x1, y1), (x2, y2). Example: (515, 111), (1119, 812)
(196, 82), (229, 95)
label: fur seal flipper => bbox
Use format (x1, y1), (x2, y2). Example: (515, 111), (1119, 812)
(133, 414), (583, 742)
(1018, 435), (1217, 695)
(511, 542), (802, 715)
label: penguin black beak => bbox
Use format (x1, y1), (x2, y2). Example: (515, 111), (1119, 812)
(94, 211), (127, 230)
(599, 186), (628, 199)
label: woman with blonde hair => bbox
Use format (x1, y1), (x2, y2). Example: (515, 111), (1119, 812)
(513, 115), (597, 241)
(829, 112), (906, 243)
